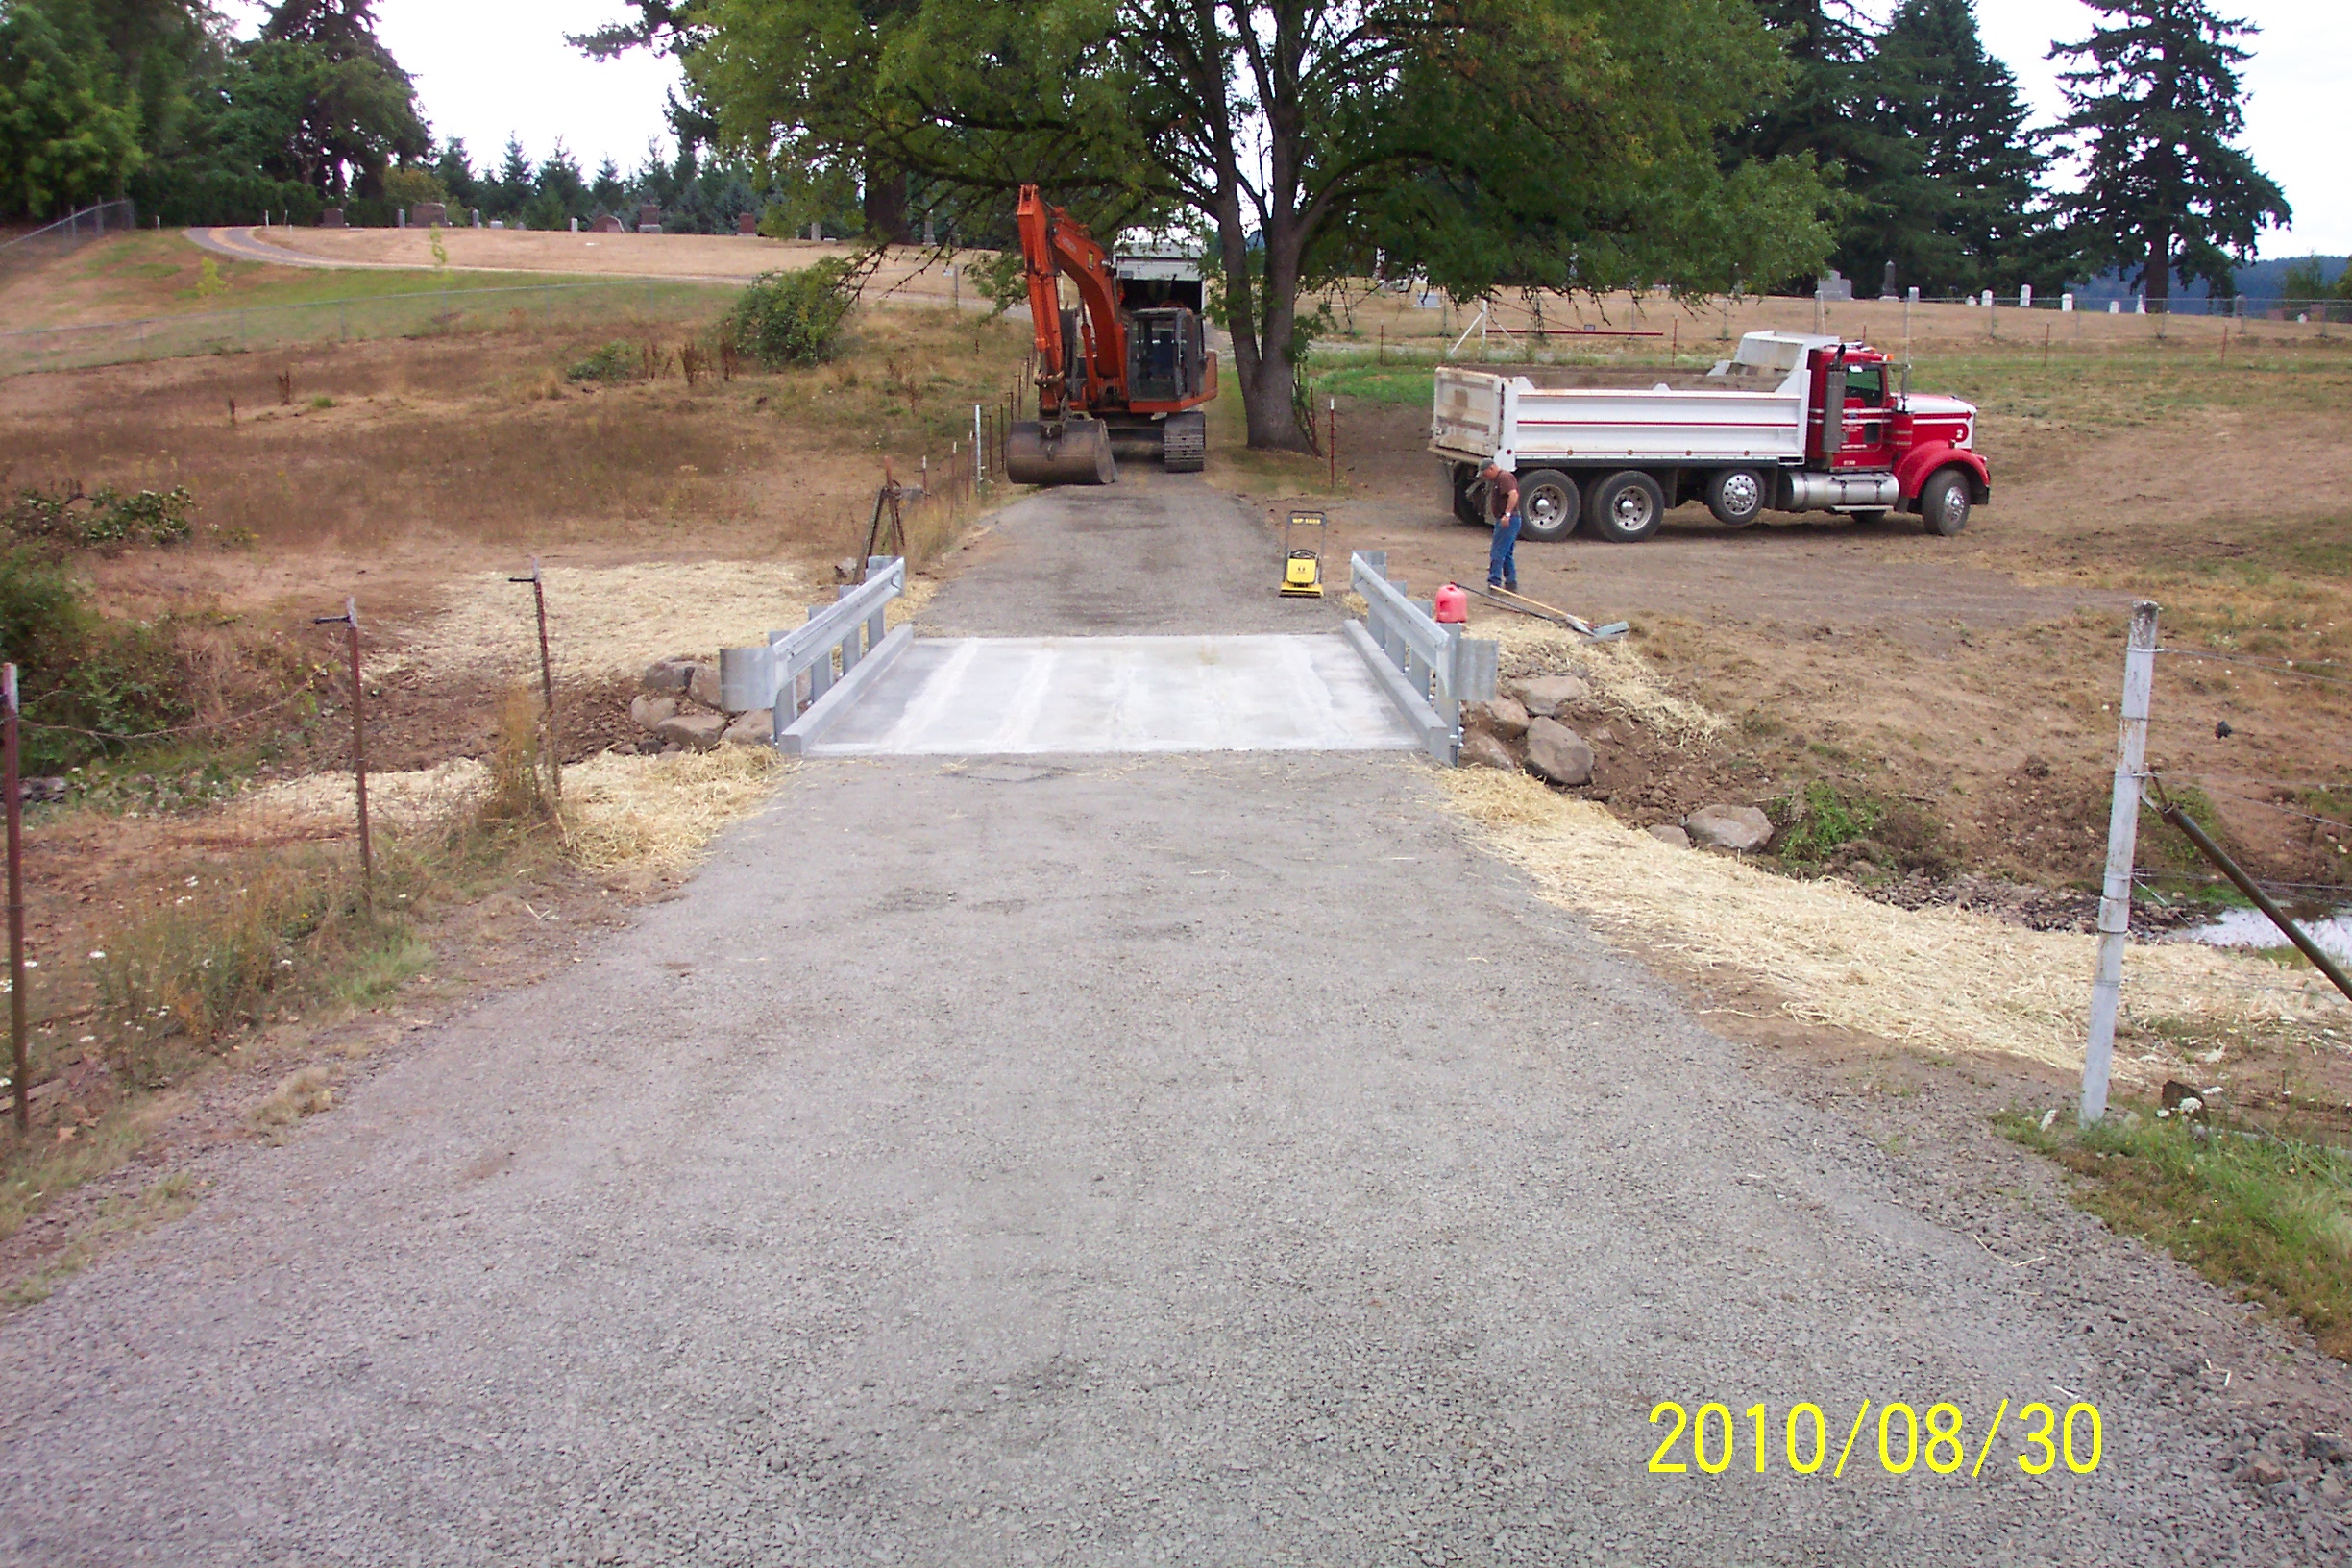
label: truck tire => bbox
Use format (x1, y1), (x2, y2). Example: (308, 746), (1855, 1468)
(1516, 469), (1580, 542)
(1919, 468), (1971, 536)
(1705, 467), (1766, 527)
(1452, 464), (1484, 526)
(1585, 470), (1667, 543)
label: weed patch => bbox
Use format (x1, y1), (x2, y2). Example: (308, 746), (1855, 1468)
(2001, 1108), (2352, 1359)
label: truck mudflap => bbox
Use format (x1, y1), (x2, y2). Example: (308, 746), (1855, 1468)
(1898, 444), (1991, 505)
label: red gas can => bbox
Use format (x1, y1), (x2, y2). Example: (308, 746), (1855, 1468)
(1434, 581), (1469, 624)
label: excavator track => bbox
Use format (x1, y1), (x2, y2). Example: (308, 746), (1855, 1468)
(1161, 410), (1207, 473)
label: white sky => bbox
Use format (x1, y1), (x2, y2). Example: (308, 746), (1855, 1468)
(227, 1), (2349, 257)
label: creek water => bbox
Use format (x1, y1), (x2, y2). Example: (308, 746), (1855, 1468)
(2177, 906), (2352, 966)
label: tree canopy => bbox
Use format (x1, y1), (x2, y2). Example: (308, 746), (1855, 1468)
(672, 0), (1832, 451)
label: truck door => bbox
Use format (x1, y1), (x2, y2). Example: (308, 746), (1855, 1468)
(1836, 362), (1895, 471)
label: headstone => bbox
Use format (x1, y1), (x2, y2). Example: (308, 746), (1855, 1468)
(922, 214), (936, 245)
(1906, 285), (1919, 304)
(2108, 299), (2119, 314)
(413, 201), (446, 227)
(2135, 295), (2145, 315)
(2019, 283), (2032, 308)
(593, 213), (625, 233)
(569, 217), (578, 233)
(397, 208), (407, 228)
(1816, 270), (1852, 302)
(471, 208), (480, 227)
(318, 208), (345, 228)
(1878, 260), (1898, 300)
(2063, 292), (2075, 312)
(738, 211), (757, 235)
(809, 222), (821, 242)
(637, 202), (661, 231)
(489, 220), (505, 230)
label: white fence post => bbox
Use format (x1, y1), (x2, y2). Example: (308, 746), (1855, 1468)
(2082, 600), (2160, 1125)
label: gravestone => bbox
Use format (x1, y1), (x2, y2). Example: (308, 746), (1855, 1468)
(2063, 292), (2075, 312)
(490, 220), (505, 230)
(413, 201), (447, 227)
(738, 211), (757, 235)
(1815, 269), (1852, 302)
(2020, 283), (2032, 308)
(318, 208), (345, 228)
(1878, 260), (1898, 300)
(637, 203), (661, 233)
(594, 213), (625, 233)
(471, 208), (481, 227)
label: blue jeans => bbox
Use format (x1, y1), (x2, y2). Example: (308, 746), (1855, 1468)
(1488, 511), (1521, 587)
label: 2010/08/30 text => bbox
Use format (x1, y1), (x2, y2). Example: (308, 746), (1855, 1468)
(1647, 1399), (2101, 1478)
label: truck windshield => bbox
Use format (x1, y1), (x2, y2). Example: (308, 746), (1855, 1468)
(1845, 366), (1886, 404)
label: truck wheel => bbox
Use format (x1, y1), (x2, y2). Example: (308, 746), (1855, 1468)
(1585, 470), (1667, 543)
(1705, 467), (1766, 527)
(1919, 469), (1971, 536)
(1452, 464), (1483, 527)
(1516, 469), (1580, 542)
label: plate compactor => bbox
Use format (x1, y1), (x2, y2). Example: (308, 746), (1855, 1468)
(1280, 511), (1327, 598)
(1005, 185), (1219, 486)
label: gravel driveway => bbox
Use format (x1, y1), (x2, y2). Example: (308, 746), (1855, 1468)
(0, 475), (2342, 1566)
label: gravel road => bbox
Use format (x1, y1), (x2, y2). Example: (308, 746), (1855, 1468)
(1, 474), (2343, 1566)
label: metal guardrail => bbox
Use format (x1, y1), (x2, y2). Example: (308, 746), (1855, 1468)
(1345, 551), (1496, 766)
(718, 556), (910, 755)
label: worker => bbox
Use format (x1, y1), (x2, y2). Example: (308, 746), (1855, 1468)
(1482, 461), (1521, 593)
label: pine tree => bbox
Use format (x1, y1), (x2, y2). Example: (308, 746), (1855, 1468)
(2052, 0), (2288, 306)
(1848, 0), (2051, 296)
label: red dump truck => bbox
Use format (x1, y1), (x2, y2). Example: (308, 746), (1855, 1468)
(1428, 331), (1990, 543)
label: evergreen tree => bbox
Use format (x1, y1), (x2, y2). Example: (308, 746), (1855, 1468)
(433, 136), (477, 208)
(1731, 0), (1892, 287)
(1849, 0), (2052, 296)
(2052, 0), (2288, 306)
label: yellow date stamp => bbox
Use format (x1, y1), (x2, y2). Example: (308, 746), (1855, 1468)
(1646, 1399), (2102, 1478)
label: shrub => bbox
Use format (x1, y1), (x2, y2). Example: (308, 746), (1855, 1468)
(565, 341), (638, 382)
(0, 546), (190, 771)
(1773, 780), (1883, 865)
(728, 258), (857, 367)
(4, 481), (196, 551)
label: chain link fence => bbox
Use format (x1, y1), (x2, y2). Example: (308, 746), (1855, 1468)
(0, 201), (140, 277)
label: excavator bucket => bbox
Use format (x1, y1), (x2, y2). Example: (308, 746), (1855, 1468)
(1006, 418), (1116, 486)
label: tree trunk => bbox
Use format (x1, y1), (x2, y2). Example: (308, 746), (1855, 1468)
(2144, 229), (2172, 308)
(862, 159), (910, 245)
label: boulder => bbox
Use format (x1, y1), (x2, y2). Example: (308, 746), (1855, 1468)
(629, 694), (677, 732)
(1512, 674), (1591, 718)
(1645, 823), (1692, 849)
(721, 710), (774, 747)
(1685, 803), (1773, 852)
(1523, 718), (1594, 786)
(643, 657), (698, 695)
(1459, 731), (1517, 771)
(652, 713), (728, 752)
(686, 662), (723, 709)
(1478, 695), (1531, 740)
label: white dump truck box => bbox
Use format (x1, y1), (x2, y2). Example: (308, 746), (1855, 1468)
(1430, 331), (1825, 469)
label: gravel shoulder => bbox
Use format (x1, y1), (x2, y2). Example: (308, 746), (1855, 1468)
(0, 476), (2344, 1566)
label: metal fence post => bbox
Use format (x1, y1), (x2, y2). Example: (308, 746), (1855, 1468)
(2082, 600), (2159, 1126)
(4, 663), (26, 1137)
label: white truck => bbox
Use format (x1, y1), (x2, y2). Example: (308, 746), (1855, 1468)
(1428, 331), (1990, 543)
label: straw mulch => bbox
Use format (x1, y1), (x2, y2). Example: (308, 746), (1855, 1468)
(1442, 769), (2348, 1076)
(1494, 624), (1725, 744)
(385, 561), (816, 681)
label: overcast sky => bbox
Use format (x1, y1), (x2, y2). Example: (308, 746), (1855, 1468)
(228, 1), (2349, 257)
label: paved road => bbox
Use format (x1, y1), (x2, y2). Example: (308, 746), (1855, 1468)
(0, 475), (2339, 1565)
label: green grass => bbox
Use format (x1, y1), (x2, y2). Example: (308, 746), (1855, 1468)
(2001, 1108), (2352, 1359)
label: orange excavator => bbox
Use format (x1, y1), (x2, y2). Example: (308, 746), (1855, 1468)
(1004, 184), (1218, 485)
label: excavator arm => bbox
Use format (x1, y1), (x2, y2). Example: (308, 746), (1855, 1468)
(1016, 184), (1126, 414)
